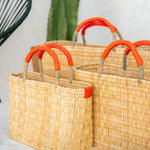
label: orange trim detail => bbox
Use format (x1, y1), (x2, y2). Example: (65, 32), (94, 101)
(38, 43), (73, 66)
(75, 17), (117, 33)
(124, 40), (150, 55)
(81, 21), (117, 35)
(84, 87), (92, 98)
(25, 46), (60, 70)
(101, 40), (143, 67)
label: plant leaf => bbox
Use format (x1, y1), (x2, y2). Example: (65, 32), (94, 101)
(47, 0), (67, 41)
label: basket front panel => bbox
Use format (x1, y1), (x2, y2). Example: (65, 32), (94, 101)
(9, 74), (93, 150)
(74, 68), (150, 150)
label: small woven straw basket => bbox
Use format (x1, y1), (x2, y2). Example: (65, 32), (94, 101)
(9, 46), (93, 150)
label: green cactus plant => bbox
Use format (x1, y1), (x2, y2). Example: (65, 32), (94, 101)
(47, 0), (80, 41)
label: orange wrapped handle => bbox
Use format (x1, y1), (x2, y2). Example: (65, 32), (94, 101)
(25, 46), (60, 70)
(81, 21), (117, 35)
(101, 40), (143, 67)
(38, 43), (73, 66)
(75, 17), (117, 33)
(124, 40), (150, 55)
(81, 21), (107, 35)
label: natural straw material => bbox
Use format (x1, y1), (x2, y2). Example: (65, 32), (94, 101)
(9, 46), (93, 150)
(86, 147), (103, 150)
(74, 64), (150, 149)
(73, 40), (150, 150)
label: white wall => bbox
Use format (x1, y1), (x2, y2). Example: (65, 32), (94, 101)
(1, 0), (150, 92)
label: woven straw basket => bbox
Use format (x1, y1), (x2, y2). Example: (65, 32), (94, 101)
(32, 17), (125, 78)
(74, 40), (150, 150)
(9, 46), (93, 150)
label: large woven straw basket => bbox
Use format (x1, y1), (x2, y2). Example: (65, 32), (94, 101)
(74, 40), (150, 150)
(9, 46), (93, 150)
(32, 17), (125, 78)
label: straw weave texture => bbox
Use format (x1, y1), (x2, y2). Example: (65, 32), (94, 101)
(9, 72), (93, 150)
(86, 147), (103, 150)
(74, 63), (150, 150)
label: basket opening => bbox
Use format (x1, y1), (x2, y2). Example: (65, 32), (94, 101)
(76, 63), (150, 81)
(12, 72), (91, 89)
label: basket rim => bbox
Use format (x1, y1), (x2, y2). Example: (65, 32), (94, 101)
(10, 71), (92, 90)
(74, 63), (150, 83)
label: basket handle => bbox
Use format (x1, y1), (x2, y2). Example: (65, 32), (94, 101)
(99, 40), (144, 84)
(81, 21), (123, 46)
(38, 43), (73, 83)
(76, 17), (117, 33)
(72, 17), (123, 47)
(81, 21), (108, 36)
(123, 40), (150, 70)
(24, 46), (60, 85)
